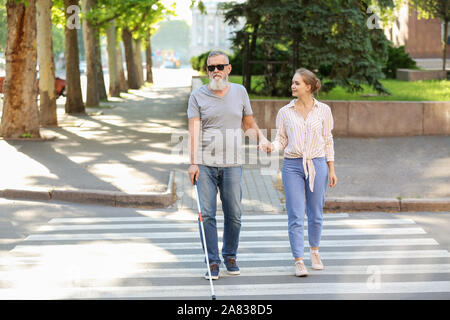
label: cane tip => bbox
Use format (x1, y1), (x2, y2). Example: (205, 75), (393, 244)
(212, 295), (216, 300)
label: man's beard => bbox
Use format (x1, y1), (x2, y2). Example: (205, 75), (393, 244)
(209, 74), (229, 91)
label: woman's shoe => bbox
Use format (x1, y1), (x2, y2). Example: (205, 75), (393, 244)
(295, 260), (309, 277)
(310, 250), (324, 270)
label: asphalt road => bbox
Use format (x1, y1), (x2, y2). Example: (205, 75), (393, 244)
(0, 198), (449, 300)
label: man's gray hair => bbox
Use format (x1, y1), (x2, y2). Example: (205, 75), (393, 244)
(207, 50), (229, 64)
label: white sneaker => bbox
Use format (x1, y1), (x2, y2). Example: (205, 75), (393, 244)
(310, 250), (324, 270)
(295, 260), (309, 277)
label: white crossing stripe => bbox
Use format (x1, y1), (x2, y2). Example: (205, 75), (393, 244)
(24, 228), (427, 241)
(3, 211), (449, 299)
(48, 213), (350, 224)
(1, 281), (450, 299)
(3, 250), (450, 265)
(2, 264), (449, 281)
(37, 219), (416, 232)
(10, 238), (439, 254)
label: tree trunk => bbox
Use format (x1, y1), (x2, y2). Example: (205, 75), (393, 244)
(64, 0), (85, 114)
(0, 0), (41, 139)
(122, 27), (140, 89)
(95, 33), (107, 100)
(246, 23), (259, 93)
(106, 21), (120, 97)
(117, 42), (129, 92)
(81, 0), (99, 107)
(133, 38), (144, 87)
(145, 34), (153, 84)
(443, 19), (448, 71)
(36, 0), (57, 127)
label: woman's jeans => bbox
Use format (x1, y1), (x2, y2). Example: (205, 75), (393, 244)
(197, 165), (242, 265)
(282, 157), (328, 259)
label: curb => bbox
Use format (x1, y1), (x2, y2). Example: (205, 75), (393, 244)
(1, 180), (448, 212)
(325, 197), (450, 212)
(0, 171), (176, 209)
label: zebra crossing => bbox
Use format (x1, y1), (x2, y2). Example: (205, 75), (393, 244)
(0, 209), (449, 299)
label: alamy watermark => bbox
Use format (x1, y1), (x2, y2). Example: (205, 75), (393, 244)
(66, 5), (81, 30)
(366, 6), (383, 30)
(366, 265), (382, 290)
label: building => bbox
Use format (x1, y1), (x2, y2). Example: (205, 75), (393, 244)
(384, 2), (450, 60)
(189, 0), (245, 58)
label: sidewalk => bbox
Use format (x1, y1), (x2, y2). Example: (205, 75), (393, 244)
(0, 69), (449, 212)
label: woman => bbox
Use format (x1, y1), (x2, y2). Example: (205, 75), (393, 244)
(261, 68), (337, 277)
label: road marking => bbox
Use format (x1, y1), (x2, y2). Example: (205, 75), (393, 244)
(24, 228), (427, 241)
(3, 250), (449, 265)
(2, 264), (449, 280)
(1, 281), (449, 299)
(48, 213), (350, 224)
(38, 219), (416, 232)
(10, 238), (439, 254)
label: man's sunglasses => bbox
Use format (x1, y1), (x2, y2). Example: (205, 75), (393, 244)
(207, 64), (229, 72)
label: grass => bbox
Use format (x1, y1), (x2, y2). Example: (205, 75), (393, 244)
(200, 75), (450, 101)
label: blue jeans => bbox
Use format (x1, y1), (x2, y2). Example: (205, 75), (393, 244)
(196, 165), (243, 265)
(282, 157), (328, 259)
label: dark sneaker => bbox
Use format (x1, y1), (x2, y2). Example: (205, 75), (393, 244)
(224, 257), (240, 275)
(204, 263), (220, 280)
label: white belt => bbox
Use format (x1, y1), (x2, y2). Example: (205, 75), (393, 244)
(302, 157), (316, 193)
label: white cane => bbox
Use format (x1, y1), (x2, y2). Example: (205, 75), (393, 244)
(194, 180), (217, 300)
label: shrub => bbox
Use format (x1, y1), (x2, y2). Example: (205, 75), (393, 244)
(190, 51), (211, 73)
(383, 44), (418, 78)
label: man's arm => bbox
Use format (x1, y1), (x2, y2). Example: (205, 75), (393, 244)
(188, 117), (201, 184)
(242, 115), (268, 143)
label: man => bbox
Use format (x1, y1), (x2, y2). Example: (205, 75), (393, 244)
(187, 50), (269, 280)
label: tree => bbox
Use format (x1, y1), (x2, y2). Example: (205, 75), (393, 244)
(36, 0), (58, 126)
(145, 34), (153, 83)
(81, 0), (100, 107)
(106, 20), (120, 96)
(85, 0), (173, 89)
(219, 0), (267, 92)
(221, 0), (394, 97)
(410, 0), (449, 71)
(1, 0), (41, 139)
(63, 0), (85, 114)
(121, 26), (140, 89)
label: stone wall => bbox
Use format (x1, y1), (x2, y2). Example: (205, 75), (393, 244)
(396, 69), (447, 81)
(250, 100), (450, 138)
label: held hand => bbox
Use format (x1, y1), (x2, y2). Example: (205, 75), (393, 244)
(259, 139), (274, 153)
(188, 164), (199, 185)
(329, 172), (338, 188)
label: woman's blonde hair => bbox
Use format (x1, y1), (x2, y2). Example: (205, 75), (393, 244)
(295, 68), (321, 94)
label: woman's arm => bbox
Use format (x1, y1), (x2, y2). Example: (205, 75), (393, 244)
(323, 106), (337, 187)
(265, 111), (287, 152)
(327, 161), (337, 188)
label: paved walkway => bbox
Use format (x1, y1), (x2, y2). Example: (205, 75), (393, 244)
(414, 58), (450, 71)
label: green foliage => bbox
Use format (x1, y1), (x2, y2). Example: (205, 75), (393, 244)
(20, 133), (33, 138)
(410, 0), (449, 20)
(383, 44), (418, 78)
(52, 25), (66, 55)
(222, 0), (395, 97)
(203, 75), (450, 101)
(0, 0), (6, 53)
(87, 0), (175, 39)
(190, 50), (211, 73)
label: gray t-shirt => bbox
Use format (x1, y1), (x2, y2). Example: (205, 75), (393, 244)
(188, 83), (253, 167)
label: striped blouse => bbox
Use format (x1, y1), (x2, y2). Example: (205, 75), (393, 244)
(272, 98), (335, 192)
